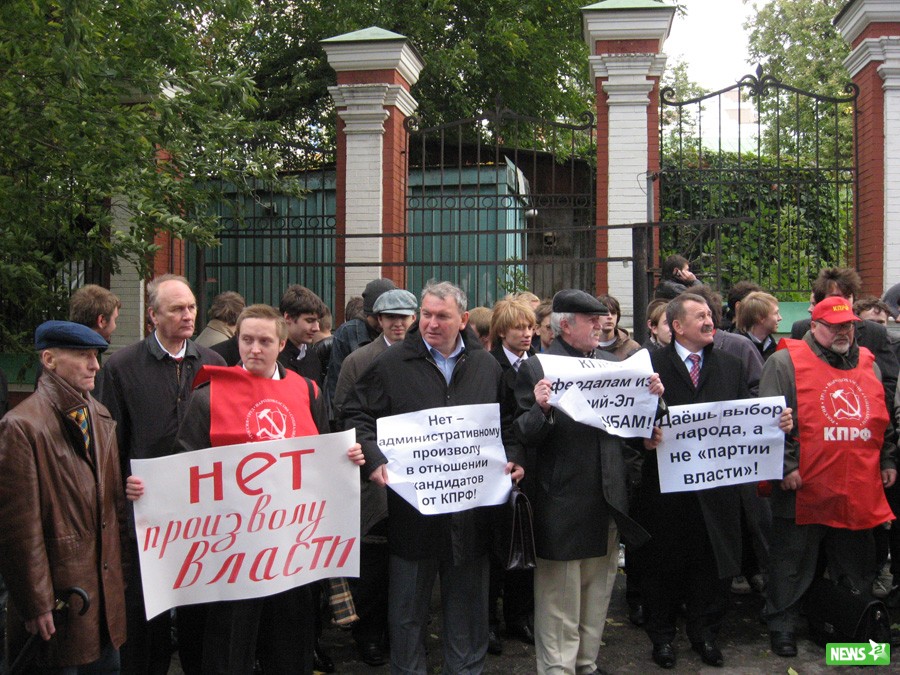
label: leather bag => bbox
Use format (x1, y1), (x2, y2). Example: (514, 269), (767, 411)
(805, 577), (891, 646)
(504, 485), (537, 571)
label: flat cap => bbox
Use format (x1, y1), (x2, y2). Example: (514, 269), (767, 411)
(373, 289), (418, 316)
(35, 320), (109, 352)
(811, 297), (860, 324)
(552, 289), (610, 315)
(362, 278), (397, 314)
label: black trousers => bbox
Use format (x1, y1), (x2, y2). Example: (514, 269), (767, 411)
(636, 494), (730, 646)
(201, 585), (315, 675)
(121, 540), (172, 675)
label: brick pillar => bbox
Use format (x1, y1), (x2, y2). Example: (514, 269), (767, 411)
(836, 0), (900, 294)
(323, 27), (424, 316)
(582, 1), (674, 325)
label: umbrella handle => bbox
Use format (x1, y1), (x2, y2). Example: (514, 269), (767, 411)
(54, 586), (91, 617)
(8, 587), (92, 674)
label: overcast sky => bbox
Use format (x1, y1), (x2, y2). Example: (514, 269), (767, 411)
(664, 0), (766, 91)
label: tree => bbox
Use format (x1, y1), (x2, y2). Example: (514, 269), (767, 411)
(234, 0), (598, 161)
(745, 0), (849, 96)
(744, 0), (852, 159)
(0, 0), (294, 351)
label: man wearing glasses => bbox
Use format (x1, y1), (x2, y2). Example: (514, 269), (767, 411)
(761, 297), (897, 658)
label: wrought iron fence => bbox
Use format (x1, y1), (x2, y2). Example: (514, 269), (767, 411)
(659, 67), (857, 300)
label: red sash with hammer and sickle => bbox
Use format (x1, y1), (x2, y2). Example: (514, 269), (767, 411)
(196, 366), (319, 447)
(782, 339), (893, 529)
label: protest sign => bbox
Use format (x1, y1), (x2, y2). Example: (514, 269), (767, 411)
(132, 429), (359, 619)
(376, 403), (512, 515)
(656, 396), (787, 493)
(537, 349), (658, 438)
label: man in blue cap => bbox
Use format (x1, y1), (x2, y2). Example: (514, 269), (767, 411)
(0, 321), (126, 672)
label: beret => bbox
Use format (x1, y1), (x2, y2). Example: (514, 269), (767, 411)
(552, 289), (610, 315)
(35, 320), (109, 352)
(373, 289), (418, 316)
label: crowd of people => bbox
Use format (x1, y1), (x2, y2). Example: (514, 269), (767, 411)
(0, 260), (898, 674)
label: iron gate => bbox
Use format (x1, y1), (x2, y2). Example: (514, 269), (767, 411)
(405, 107), (597, 308)
(658, 66), (858, 300)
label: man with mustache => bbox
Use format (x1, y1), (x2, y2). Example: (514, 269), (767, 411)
(761, 297), (897, 657)
(635, 292), (792, 669)
(332, 288), (418, 667)
(515, 290), (663, 675)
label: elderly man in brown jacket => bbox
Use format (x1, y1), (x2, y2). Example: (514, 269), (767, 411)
(0, 321), (126, 672)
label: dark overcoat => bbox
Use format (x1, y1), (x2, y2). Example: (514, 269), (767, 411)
(343, 324), (519, 564)
(641, 341), (750, 578)
(513, 338), (649, 561)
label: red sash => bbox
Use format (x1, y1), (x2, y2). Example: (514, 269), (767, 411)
(783, 339), (893, 529)
(194, 366), (320, 447)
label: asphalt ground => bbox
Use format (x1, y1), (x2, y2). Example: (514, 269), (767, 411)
(313, 572), (883, 674)
(169, 568), (899, 674)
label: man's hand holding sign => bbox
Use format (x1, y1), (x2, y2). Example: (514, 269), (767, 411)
(655, 396), (791, 492)
(374, 403), (520, 514)
(532, 348), (665, 449)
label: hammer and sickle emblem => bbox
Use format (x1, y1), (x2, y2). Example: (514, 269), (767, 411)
(255, 408), (287, 439)
(829, 388), (862, 420)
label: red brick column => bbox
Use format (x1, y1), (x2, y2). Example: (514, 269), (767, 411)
(835, 0), (900, 294)
(323, 28), (424, 318)
(582, 1), (675, 323)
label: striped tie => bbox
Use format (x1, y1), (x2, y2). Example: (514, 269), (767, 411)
(67, 407), (90, 452)
(688, 354), (701, 388)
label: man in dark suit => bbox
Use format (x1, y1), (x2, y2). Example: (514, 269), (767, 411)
(332, 288), (418, 667)
(486, 297), (537, 653)
(638, 292), (790, 669)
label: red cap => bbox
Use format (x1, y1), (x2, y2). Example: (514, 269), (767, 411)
(811, 297), (860, 324)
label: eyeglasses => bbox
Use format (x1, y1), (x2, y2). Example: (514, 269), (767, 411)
(814, 320), (854, 334)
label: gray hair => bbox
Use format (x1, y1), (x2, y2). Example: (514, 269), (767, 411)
(421, 281), (468, 313)
(147, 274), (192, 311)
(550, 312), (573, 338)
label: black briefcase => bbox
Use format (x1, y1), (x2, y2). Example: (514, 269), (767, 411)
(503, 485), (537, 571)
(805, 577), (891, 646)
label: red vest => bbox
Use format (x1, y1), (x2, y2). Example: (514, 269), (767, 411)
(194, 366), (320, 447)
(783, 339), (893, 529)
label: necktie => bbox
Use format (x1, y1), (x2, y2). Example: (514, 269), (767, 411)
(67, 407), (90, 452)
(688, 353), (701, 388)
(513, 357), (522, 372)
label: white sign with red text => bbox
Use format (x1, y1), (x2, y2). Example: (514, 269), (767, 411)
(377, 403), (512, 514)
(131, 430), (359, 619)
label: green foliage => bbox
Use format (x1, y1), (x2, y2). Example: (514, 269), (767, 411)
(0, 0), (296, 351)
(744, 0), (853, 160)
(659, 147), (854, 297)
(499, 260), (531, 296)
(236, 0), (595, 161)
